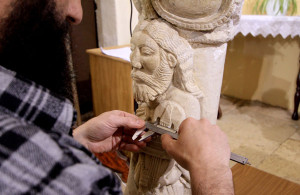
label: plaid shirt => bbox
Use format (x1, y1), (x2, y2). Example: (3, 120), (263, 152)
(0, 66), (122, 194)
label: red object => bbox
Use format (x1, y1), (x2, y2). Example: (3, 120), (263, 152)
(94, 151), (129, 182)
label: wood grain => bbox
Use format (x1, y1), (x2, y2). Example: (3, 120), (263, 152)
(87, 47), (134, 116)
(87, 47), (133, 183)
(94, 151), (129, 183)
(232, 164), (300, 195)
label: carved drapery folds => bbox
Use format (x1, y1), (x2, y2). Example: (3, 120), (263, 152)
(125, 0), (243, 194)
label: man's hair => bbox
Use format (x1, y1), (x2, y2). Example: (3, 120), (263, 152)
(135, 19), (203, 98)
(0, 0), (73, 101)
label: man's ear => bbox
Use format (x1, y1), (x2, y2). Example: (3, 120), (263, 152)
(167, 53), (177, 68)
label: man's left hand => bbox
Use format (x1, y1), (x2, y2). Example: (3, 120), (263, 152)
(73, 110), (149, 153)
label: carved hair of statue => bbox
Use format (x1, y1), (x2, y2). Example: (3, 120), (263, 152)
(131, 19), (203, 105)
(133, 0), (158, 20)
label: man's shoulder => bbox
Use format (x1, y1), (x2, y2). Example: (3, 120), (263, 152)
(167, 86), (199, 102)
(166, 86), (200, 109)
(0, 109), (37, 134)
(162, 86), (201, 119)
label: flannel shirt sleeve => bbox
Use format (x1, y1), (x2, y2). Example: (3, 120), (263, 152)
(0, 113), (122, 195)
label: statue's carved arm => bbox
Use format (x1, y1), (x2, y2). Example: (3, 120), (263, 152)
(152, 101), (186, 130)
(136, 103), (154, 121)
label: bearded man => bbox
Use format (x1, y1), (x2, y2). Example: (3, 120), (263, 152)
(131, 19), (203, 130)
(126, 19), (233, 195)
(0, 0), (150, 194)
(0, 1), (234, 194)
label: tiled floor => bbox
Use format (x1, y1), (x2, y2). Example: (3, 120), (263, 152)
(217, 95), (300, 185)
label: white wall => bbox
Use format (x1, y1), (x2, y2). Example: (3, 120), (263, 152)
(222, 35), (300, 111)
(116, 0), (139, 45)
(95, 0), (138, 47)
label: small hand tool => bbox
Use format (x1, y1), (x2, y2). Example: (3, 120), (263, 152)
(132, 121), (251, 165)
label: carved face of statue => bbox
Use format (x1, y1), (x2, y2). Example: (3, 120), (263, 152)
(130, 31), (175, 104)
(131, 31), (161, 74)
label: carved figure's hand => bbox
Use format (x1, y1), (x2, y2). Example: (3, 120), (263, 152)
(156, 102), (173, 128)
(136, 103), (151, 121)
(153, 101), (185, 130)
(161, 118), (233, 194)
(73, 110), (149, 153)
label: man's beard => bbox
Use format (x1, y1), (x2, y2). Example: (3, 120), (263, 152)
(0, 0), (73, 101)
(131, 52), (173, 104)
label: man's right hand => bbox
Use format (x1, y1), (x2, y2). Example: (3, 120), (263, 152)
(161, 118), (234, 195)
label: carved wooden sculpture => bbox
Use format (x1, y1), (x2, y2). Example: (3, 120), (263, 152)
(125, 0), (244, 194)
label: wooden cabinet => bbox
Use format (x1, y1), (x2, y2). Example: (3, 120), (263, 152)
(87, 47), (134, 116)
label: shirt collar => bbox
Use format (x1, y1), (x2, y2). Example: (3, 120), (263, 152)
(0, 65), (76, 134)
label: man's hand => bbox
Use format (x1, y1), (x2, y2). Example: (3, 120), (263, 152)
(73, 110), (149, 153)
(161, 118), (234, 195)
